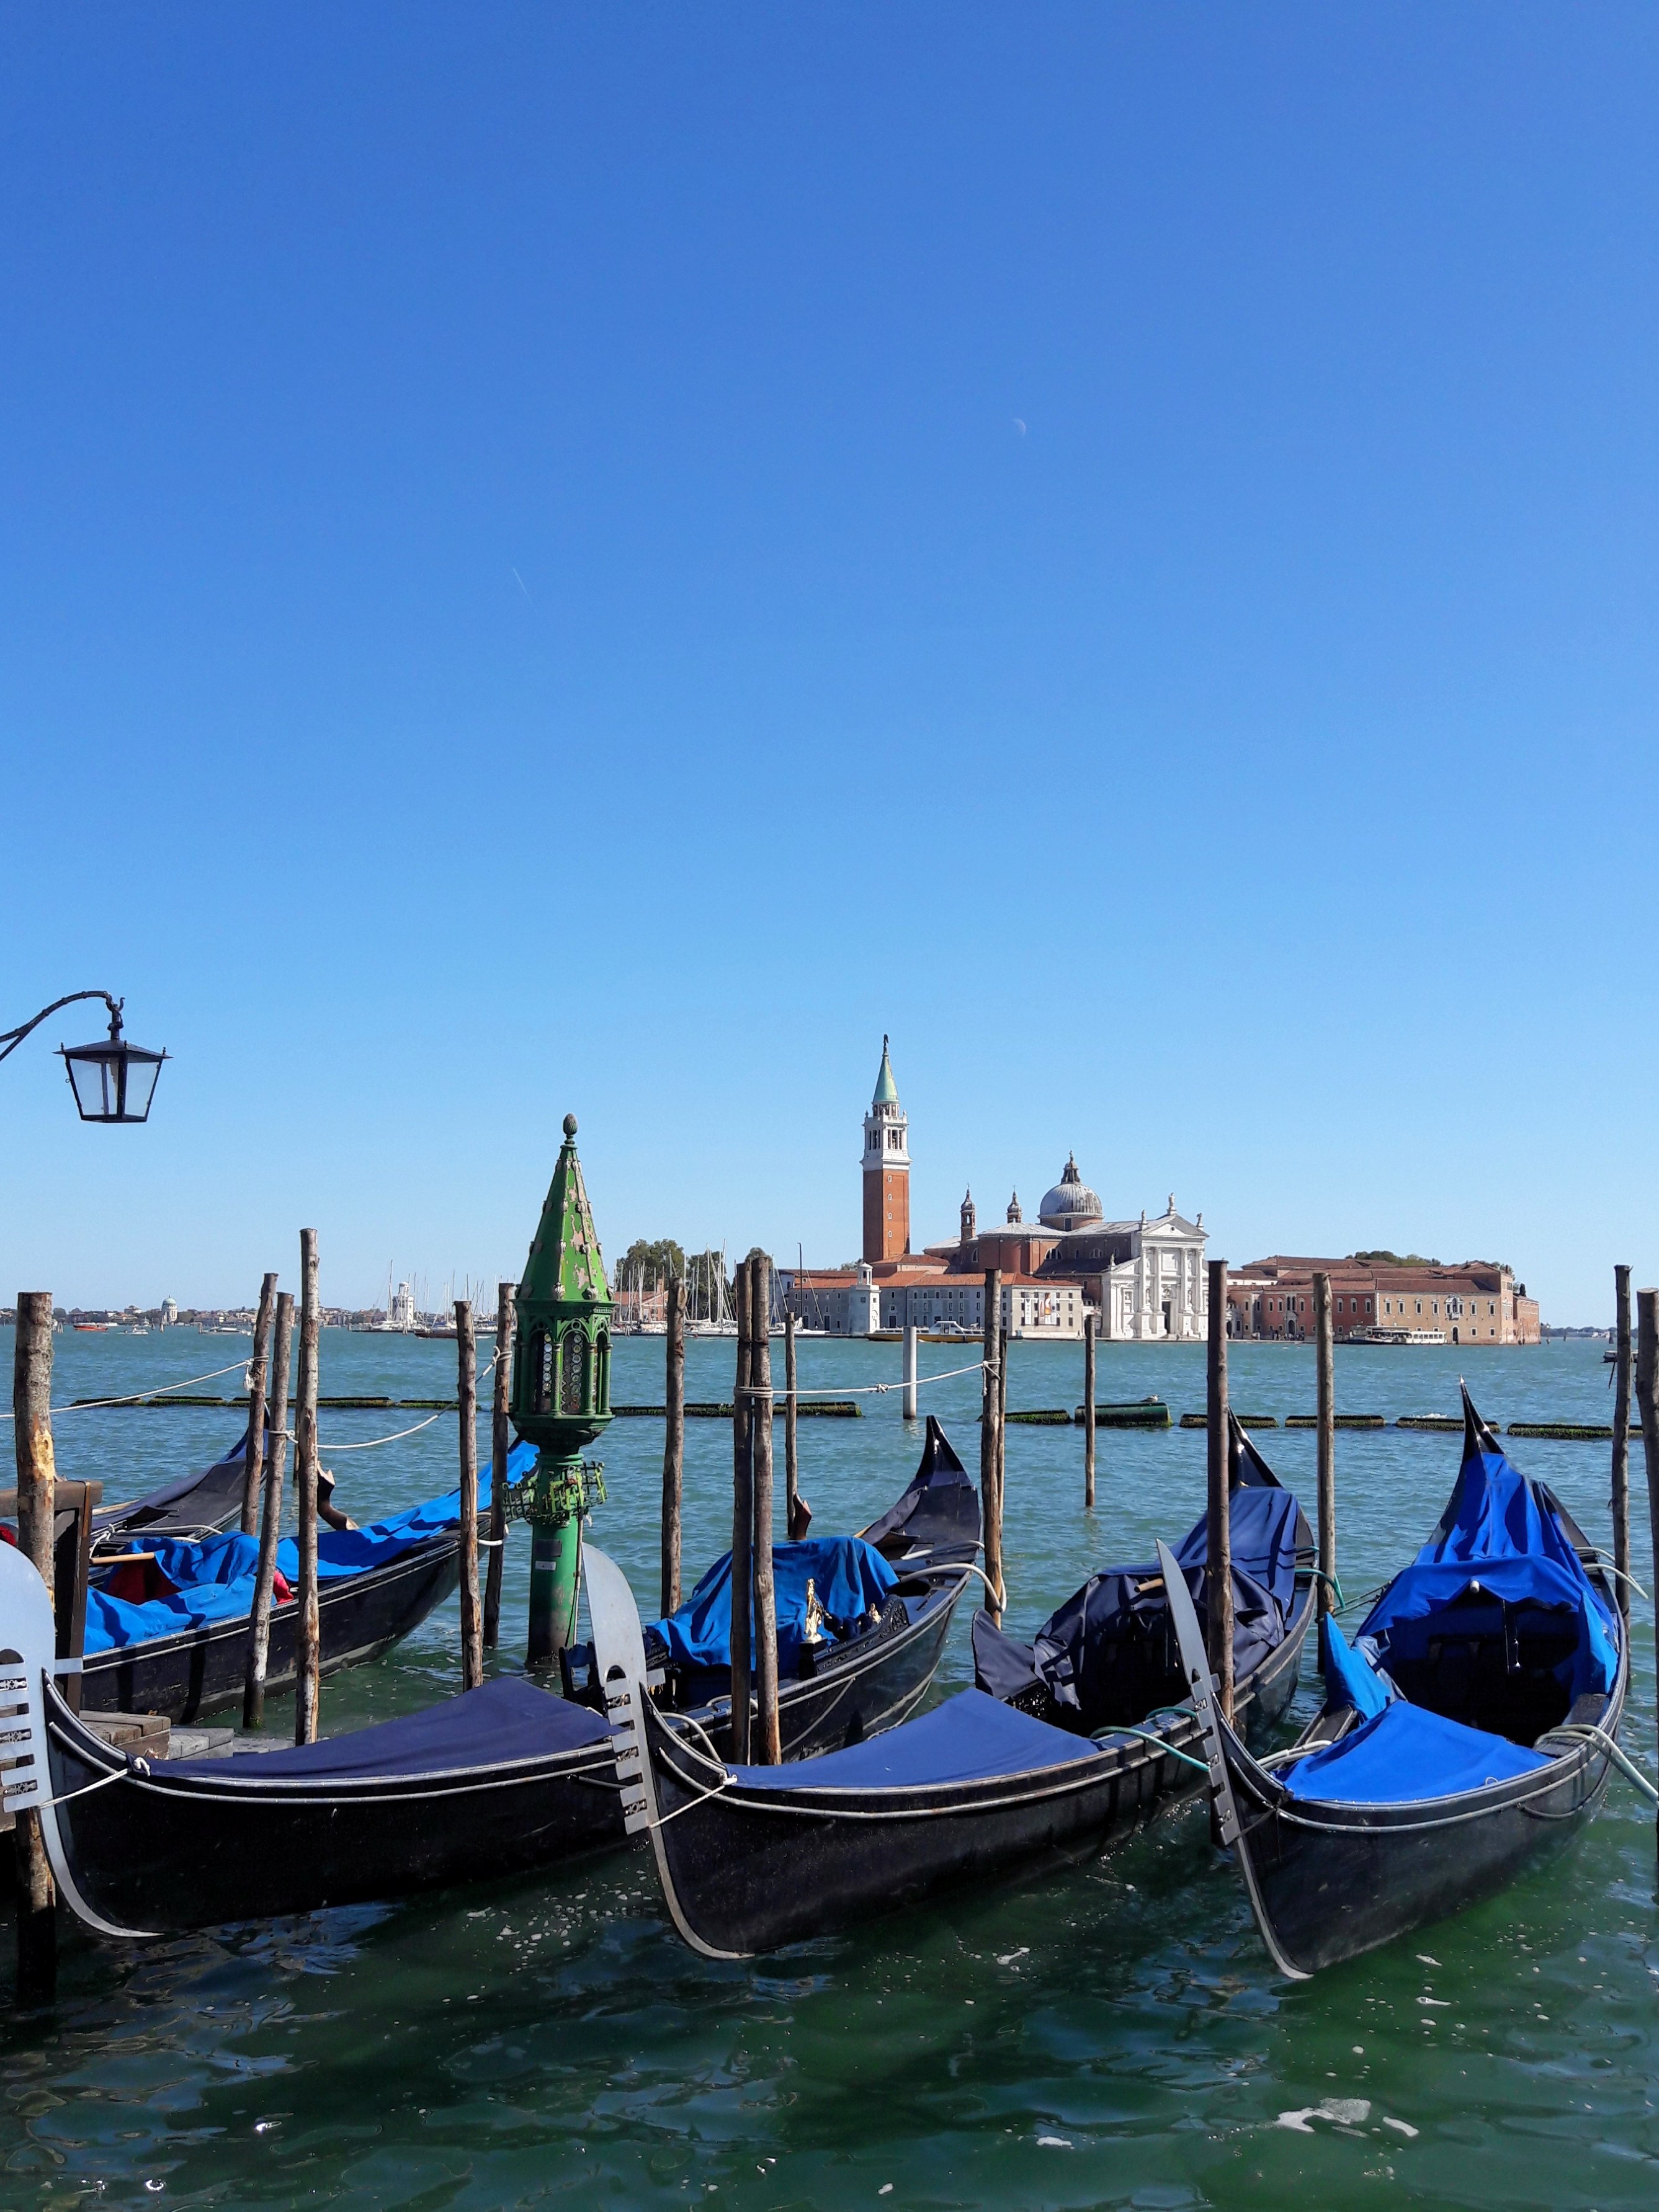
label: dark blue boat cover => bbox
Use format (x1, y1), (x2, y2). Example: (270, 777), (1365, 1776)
(1283, 1700), (1549, 1804)
(1320, 1615), (1391, 1719)
(163, 1676), (611, 1782)
(91, 1425), (254, 1534)
(83, 1443), (539, 1654)
(1359, 1437), (1619, 1700)
(728, 1688), (1098, 1792)
(648, 1536), (898, 1674)
(975, 1482), (1305, 1731)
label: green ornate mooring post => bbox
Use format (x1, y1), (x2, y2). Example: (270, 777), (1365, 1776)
(507, 1113), (612, 1665)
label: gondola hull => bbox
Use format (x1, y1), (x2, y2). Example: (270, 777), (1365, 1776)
(45, 1571), (970, 1935)
(42, 1688), (622, 1936)
(1214, 1703), (1622, 1976)
(81, 1537), (462, 1723)
(594, 1550), (1313, 1959)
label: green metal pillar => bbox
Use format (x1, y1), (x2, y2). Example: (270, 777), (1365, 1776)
(506, 1113), (614, 1674)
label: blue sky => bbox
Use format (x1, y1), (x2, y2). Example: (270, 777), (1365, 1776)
(4, 4), (1656, 1321)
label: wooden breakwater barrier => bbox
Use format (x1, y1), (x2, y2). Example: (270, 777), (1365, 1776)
(614, 1400), (861, 1419)
(1181, 1411), (1281, 1429)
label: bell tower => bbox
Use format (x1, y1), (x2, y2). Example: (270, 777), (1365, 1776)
(861, 1035), (911, 1264)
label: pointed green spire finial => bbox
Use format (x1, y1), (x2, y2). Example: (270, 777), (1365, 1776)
(873, 1034), (899, 1106)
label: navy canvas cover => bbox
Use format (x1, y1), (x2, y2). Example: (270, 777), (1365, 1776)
(1360, 1436), (1619, 1701)
(1284, 1699), (1549, 1804)
(648, 1536), (898, 1674)
(83, 1442), (539, 1653)
(91, 1425), (254, 1535)
(164, 1676), (610, 1782)
(975, 1476), (1304, 1733)
(730, 1688), (1098, 1792)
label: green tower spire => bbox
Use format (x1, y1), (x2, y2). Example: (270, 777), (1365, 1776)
(508, 1113), (613, 1664)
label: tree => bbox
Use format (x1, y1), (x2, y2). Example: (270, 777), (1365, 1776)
(614, 1239), (686, 1294)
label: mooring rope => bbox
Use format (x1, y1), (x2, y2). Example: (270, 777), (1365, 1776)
(1536, 1723), (1659, 1805)
(0, 1358), (254, 1421)
(738, 1358), (990, 1403)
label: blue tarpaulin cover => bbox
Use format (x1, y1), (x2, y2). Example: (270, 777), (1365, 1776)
(730, 1687), (1098, 1792)
(1360, 1445), (1619, 1701)
(1320, 1615), (1392, 1720)
(1174, 1484), (1303, 1615)
(84, 1443), (539, 1654)
(165, 1676), (610, 1781)
(648, 1536), (898, 1674)
(1284, 1698), (1549, 1804)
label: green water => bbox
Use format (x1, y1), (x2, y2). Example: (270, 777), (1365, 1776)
(2, 1329), (1655, 2209)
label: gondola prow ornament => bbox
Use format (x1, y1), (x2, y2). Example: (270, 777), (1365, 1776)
(507, 1114), (613, 1666)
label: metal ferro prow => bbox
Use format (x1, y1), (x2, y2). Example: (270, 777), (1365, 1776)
(579, 1543), (656, 1839)
(1155, 1535), (1311, 1982)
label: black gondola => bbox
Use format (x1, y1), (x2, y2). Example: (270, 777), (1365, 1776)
(16, 1426), (977, 1938)
(1163, 1386), (1629, 1978)
(590, 1420), (1316, 1960)
(89, 1425), (257, 1548)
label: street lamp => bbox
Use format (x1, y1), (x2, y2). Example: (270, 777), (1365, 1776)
(0, 991), (169, 1124)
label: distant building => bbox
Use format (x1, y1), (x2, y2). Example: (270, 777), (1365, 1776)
(780, 1041), (1206, 1340)
(1230, 1255), (1540, 1345)
(161, 1298), (178, 1328)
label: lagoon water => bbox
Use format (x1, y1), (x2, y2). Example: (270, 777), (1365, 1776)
(1, 1327), (1655, 2208)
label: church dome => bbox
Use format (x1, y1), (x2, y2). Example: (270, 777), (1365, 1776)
(1039, 1153), (1102, 1231)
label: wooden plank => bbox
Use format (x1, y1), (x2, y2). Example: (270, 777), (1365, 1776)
(244, 1291), (294, 1729)
(751, 1255), (780, 1764)
(661, 1276), (684, 1615)
(10, 1290), (57, 2003)
(456, 1300), (483, 1690)
(240, 1272), (278, 1536)
(293, 1229), (321, 1746)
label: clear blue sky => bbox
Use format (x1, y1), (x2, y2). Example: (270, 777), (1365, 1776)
(4, 4), (1655, 1321)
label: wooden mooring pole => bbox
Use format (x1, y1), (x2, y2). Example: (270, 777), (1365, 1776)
(11, 1291), (57, 2007)
(1635, 1288), (1659, 1858)
(751, 1254), (780, 1764)
(729, 1258), (753, 1761)
(980, 1269), (1003, 1621)
(1313, 1271), (1336, 1623)
(483, 1281), (514, 1650)
(1206, 1259), (1233, 1726)
(661, 1275), (685, 1616)
(1611, 1264), (1632, 1621)
(456, 1301), (483, 1690)
(1083, 1311), (1096, 1510)
(239, 1272), (278, 1537)
(244, 1292), (294, 1728)
(293, 1232), (321, 1747)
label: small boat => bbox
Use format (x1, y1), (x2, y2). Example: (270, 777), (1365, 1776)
(591, 1417), (1315, 1959)
(16, 1427), (979, 1938)
(76, 1448), (539, 1723)
(1164, 1386), (1628, 1978)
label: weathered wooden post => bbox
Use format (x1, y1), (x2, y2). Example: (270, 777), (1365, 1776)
(244, 1292), (294, 1728)
(729, 1257), (754, 1760)
(661, 1274), (685, 1616)
(980, 1269), (1003, 1620)
(483, 1280), (514, 1649)
(902, 1324), (918, 1421)
(1611, 1264), (1632, 1620)
(784, 1308), (807, 1540)
(509, 1117), (614, 1667)
(293, 1229), (321, 1746)
(456, 1300), (483, 1690)
(996, 1315), (1009, 1531)
(1313, 1270), (1336, 1622)
(1206, 1259), (1233, 1725)
(1083, 1310), (1097, 1510)
(239, 1272), (279, 1537)
(11, 1291), (57, 2005)
(1635, 1288), (1659, 1856)
(751, 1254), (781, 1764)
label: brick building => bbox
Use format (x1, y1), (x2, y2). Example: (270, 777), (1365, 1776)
(1230, 1255), (1540, 1345)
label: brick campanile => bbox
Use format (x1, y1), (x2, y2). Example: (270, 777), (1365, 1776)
(861, 1035), (911, 1263)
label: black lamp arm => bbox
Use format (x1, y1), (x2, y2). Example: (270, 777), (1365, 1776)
(0, 990), (123, 1066)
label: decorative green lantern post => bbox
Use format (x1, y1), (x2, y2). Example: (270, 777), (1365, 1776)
(507, 1113), (613, 1665)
